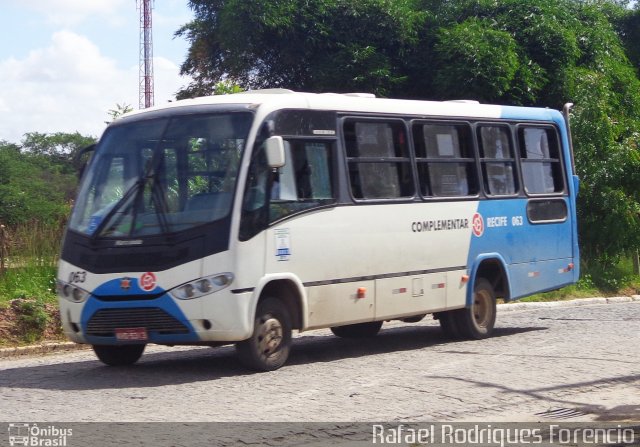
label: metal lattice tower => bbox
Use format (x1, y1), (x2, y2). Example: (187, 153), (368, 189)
(138, 0), (154, 109)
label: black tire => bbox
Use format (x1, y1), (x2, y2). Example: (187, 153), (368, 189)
(402, 314), (426, 323)
(330, 321), (383, 338)
(454, 278), (497, 339)
(92, 344), (145, 366)
(236, 297), (292, 371)
(436, 311), (463, 339)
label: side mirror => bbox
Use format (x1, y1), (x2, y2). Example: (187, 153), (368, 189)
(74, 143), (97, 179)
(264, 136), (285, 168)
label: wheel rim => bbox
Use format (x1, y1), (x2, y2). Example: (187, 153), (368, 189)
(472, 289), (493, 330)
(256, 315), (283, 359)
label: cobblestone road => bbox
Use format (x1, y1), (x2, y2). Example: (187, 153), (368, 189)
(0, 300), (639, 424)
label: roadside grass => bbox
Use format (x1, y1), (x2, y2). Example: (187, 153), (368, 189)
(521, 257), (640, 302)
(0, 264), (60, 346)
(0, 221), (62, 345)
(0, 265), (58, 306)
(0, 220), (61, 304)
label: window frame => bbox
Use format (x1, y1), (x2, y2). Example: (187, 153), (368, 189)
(526, 198), (569, 224)
(411, 119), (480, 200)
(341, 117), (416, 202)
(475, 123), (520, 198)
(268, 137), (338, 223)
(239, 133), (339, 240)
(516, 124), (567, 197)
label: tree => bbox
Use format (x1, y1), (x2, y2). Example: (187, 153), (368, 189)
(176, 0), (425, 98)
(616, 4), (640, 73)
(0, 143), (68, 225)
(212, 80), (244, 95)
(0, 132), (97, 226)
(20, 132), (96, 173)
(432, 18), (519, 102)
(106, 103), (134, 124)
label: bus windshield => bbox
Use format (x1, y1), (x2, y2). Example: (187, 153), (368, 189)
(68, 111), (253, 238)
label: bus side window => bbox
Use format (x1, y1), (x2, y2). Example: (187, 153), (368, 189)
(270, 140), (335, 222)
(478, 126), (518, 196)
(344, 120), (414, 200)
(519, 127), (564, 194)
(413, 123), (478, 197)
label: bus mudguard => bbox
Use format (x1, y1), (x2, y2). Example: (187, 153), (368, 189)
(466, 254), (512, 307)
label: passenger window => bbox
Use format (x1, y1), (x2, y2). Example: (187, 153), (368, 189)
(343, 120), (414, 200)
(519, 127), (564, 194)
(270, 140), (335, 222)
(240, 137), (336, 240)
(413, 123), (478, 197)
(478, 126), (517, 195)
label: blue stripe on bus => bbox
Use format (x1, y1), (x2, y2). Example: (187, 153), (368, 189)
(499, 106), (562, 122)
(80, 278), (200, 345)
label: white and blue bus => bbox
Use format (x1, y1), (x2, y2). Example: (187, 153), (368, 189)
(57, 91), (579, 371)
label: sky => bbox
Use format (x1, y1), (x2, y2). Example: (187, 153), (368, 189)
(0, 0), (195, 144)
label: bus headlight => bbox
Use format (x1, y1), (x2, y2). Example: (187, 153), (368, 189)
(170, 273), (234, 300)
(57, 281), (90, 303)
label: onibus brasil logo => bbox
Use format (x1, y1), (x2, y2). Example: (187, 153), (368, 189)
(8, 423), (72, 447)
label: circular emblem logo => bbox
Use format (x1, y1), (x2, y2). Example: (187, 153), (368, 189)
(140, 272), (157, 291)
(472, 213), (484, 237)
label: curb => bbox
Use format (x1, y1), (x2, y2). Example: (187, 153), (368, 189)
(1, 296), (639, 359)
(497, 295), (640, 312)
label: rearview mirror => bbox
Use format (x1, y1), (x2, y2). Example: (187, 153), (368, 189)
(264, 136), (285, 168)
(74, 143), (97, 179)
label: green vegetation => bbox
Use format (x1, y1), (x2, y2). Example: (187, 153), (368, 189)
(0, 133), (94, 344)
(0, 223), (63, 345)
(0, 132), (93, 226)
(0, 222), (61, 305)
(12, 298), (51, 343)
(524, 257), (640, 302)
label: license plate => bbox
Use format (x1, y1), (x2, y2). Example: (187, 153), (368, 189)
(115, 327), (148, 341)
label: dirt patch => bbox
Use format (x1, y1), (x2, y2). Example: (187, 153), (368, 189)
(618, 286), (639, 297)
(0, 299), (65, 346)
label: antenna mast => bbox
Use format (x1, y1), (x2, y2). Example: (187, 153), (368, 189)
(138, 0), (154, 109)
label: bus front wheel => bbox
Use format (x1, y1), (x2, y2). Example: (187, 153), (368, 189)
(456, 278), (497, 339)
(330, 321), (383, 338)
(92, 344), (145, 366)
(236, 297), (292, 371)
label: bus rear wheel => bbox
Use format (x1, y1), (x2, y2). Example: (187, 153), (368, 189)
(455, 278), (497, 339)
(330, 321), (383, 338)
(92, 344), (145, 366)
(236, 297), (292, 371)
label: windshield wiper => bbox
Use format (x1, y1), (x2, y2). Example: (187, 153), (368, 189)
(126, 172), (171, 237)
(90, 176), (148, 240)
(90, 157), (172, 240)
(150, 174), (171, 234)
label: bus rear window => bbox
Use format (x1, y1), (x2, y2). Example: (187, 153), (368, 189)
(518, 127), (564, 195)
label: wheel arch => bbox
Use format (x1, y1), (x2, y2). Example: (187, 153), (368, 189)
(467, 254), (511, 306)
(252, 274), (307, 331)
